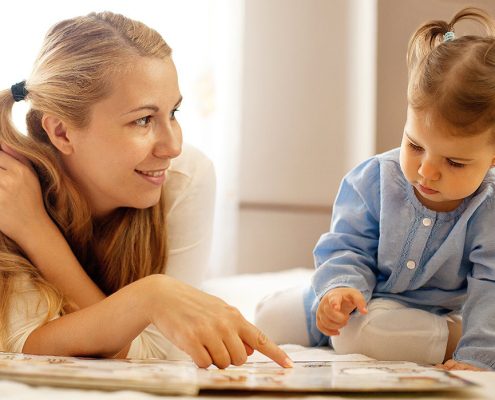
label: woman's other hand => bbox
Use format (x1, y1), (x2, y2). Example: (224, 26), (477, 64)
(0, 143), (50, 244)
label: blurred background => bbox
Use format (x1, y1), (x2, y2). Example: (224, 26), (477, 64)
(1, 0), (494, 278)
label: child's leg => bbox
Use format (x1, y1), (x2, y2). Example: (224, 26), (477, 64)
(332, 298), (450, 364)
(255, 285), (311, 346)
(445, 314), (462, 362)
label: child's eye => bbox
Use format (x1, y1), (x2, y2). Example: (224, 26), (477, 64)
(408, 142), (423, 152)
(135, 116), (152, 127)
(446, 159), (465, 168)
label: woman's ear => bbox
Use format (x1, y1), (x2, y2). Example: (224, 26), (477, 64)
(41, 115), (74, 155)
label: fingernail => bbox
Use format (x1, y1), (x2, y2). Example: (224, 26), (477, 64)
(284, 357), (293, 368)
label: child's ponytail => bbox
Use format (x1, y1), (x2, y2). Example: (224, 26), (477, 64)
(406, 7), (495, 133)
(407, 7), (495, 74)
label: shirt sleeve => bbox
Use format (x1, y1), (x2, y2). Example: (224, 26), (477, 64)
(311, 156), (381, 303)
(454, 200), (495, 369)
(129, 144), (215, 359)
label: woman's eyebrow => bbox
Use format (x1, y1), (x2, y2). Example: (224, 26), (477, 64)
(121, 105), (159, 116)
(122, 96), (182, 116)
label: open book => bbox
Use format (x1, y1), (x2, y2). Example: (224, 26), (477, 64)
(0, 352), (475, 395)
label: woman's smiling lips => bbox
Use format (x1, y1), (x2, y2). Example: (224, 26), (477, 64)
(135, 168), (167, 185)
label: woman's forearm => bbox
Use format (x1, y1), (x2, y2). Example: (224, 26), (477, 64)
(22, 275), (156, 357)
(20, 216), (106, 309)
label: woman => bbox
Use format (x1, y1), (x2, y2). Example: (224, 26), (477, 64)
(0, 11), (291, 369)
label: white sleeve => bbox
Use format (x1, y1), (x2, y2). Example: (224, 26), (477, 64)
(128, 144), (215, 359)
(5, 275), (59, 353)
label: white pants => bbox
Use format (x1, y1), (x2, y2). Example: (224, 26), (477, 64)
(255, 287), (451, 364)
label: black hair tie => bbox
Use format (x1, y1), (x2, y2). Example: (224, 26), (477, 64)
(11, 81), (28, 102)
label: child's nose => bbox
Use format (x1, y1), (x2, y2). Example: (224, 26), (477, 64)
(418, 159), (441, 181)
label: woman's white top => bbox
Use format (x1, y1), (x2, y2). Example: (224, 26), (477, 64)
(6, 144), (215, 359)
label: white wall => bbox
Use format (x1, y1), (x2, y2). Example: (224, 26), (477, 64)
(237, 0), (376, 273)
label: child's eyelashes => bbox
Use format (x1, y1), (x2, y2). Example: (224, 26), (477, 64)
(446, 159), (465, 168)
(408, 142), (423, 152)
(408, 141), (466, 168)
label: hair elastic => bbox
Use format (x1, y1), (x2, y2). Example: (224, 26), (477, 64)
(443, 31), (455, 42)
(11, 81), (28, 102)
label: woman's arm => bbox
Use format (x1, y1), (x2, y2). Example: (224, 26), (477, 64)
(23, 275), (154, 357)
(24, 274), (292, 369)
(20, 218), (105, 309)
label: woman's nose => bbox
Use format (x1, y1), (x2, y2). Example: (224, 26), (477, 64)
(153, 123), (182, 159)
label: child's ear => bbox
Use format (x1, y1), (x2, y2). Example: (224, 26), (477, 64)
(41, 115), (74, 155)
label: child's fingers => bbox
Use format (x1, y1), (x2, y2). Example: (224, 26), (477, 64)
(328, 293), (343, 312)
(354, 295), (368, 315)
(345, 292), (367, 315)
(317, 309), (347, 330)
(317, 318), (341, 336)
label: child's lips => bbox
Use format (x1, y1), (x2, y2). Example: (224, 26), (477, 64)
(418, 183), (439, 195)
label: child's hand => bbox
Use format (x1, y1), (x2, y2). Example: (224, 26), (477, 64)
(316, 287), (368, 336)
(436, 359), (486, 371)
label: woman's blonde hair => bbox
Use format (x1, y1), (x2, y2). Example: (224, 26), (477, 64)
(0, 12), (172, 349)
(407, 7), (495, 135)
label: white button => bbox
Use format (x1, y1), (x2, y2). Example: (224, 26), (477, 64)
(422, 218), (432, 227)
(406, 260), (416, 269)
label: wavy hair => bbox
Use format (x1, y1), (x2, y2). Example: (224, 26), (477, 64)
(0, 12), (172, 349)
(407, 7), (495, 135)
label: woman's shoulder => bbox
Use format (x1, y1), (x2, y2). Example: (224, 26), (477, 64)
(165, 144), (215, 194)
(168, 144), (214, 182)
(164, 144), (215, 214)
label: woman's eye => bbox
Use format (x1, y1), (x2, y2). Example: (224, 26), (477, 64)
(135, 116), (152, 127)
(170, 108), (180, 120)
(447, 159), (465, 168)
(408, 142), (423, 152)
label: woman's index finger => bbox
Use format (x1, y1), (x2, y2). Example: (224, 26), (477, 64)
(241, 324), (293, 368)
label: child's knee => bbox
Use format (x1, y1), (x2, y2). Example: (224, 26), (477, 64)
(255, 286), (310, 345)
(332, 299), (448, 364)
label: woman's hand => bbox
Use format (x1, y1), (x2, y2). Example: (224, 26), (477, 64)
(316, 287), (368, 336)
(147, 274), (293, 369)
(0, 143), (51, 244)
(436, 359), (486, 371)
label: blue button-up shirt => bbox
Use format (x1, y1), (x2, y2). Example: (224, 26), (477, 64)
(305, 148), (495, 370)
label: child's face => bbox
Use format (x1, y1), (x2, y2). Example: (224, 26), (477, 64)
(400, 107), (495, 212)
(61, 56), (183, 218)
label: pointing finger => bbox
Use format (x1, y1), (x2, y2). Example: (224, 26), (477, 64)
(242, 324), (293, 368)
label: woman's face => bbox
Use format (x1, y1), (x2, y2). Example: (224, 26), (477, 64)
(62, 57), (182, 217)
